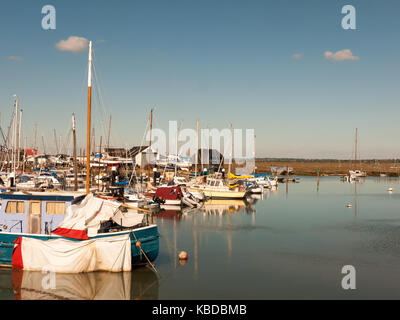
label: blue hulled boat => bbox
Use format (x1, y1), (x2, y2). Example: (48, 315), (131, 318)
(0, 191), (159, 268)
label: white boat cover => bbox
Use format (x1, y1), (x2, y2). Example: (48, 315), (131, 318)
(12, 234), (132, 273)
(52, 193), (143, 239)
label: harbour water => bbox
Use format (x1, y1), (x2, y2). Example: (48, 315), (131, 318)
(1, 176), (400, 299)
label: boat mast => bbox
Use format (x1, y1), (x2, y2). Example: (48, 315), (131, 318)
(253, 134), (256, 175)
(107, 115), (111, 152)
(355, 128), (358, 169)
(147, 108), (153, 180)
(53, 129), (58, 155)
(12, 96), (18, 175)
(228, 123), (232, 180)
(33, 123), (37, 151)
(86, 40), (93, 195)
(72, 113), (78, 191)
(195, 119), (199, 178)
(42, 136), (46, 155)
(23, 136), (27, 173)
(17, 108), (22, 170)
(175, 120), (182, 177)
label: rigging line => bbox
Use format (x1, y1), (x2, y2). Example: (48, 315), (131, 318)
(92, 59), (123, 150)
(1, 108), (17, 171)
(0, 108), (14, 170)
(128, 118), (150, 187)
(92, 74), (106, 145)
(91, 62), (107, 140)
(58, 118), (73, 155)
(75, 63), (88, 153)
(92, 49), (116, 148)
(62, 128), (73, 155)
(0, 124), (7, 146)
(91, 64), (106, 130)
(92, 49), (109, 124)
(176, 120), (184, 157)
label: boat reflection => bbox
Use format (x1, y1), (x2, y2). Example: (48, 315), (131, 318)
(1, 266), (158, 300)
(154, 197), (259, 220)
(199, 199), (248, 215)
(156, 209), (184, 221)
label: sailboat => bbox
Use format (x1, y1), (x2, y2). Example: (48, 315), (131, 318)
(349, 128), (366, 179)
(0, 41), (159, 271)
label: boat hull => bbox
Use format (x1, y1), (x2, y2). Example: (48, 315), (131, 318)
(0, 224), (159, 268)
(189, 187), (246, 199)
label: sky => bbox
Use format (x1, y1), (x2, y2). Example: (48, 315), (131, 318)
(0, 0), (399, 159)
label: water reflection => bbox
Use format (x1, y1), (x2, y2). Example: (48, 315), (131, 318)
(5, 177), (400, 300)
(353, 181), (358, 219)
(199, 199), (247, 215)
(153, 196), (262, 280)
(145, 178), (400, 299)
(0, 266), (158, 300)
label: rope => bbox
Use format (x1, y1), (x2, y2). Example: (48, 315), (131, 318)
(131, 231), (159, 275)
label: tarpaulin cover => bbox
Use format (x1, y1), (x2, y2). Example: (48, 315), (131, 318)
(52, 193), (128, 239)
(154, 186), (183, 200)
(12, 234), (132, 273)
(254, 173), (271, 177)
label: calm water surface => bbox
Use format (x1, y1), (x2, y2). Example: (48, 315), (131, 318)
(1, 176), (400, 299)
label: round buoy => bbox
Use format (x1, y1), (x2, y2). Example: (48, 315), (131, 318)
(346, 204), (352, 208)
(135, 241), (141, 247)
(388, 188), (393, 192)
(178, 251), (188, 260)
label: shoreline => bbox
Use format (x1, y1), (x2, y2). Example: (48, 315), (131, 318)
(253, 160), (400, 177)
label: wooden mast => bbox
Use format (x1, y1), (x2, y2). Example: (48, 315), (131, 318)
(72, 113), (78, 191)
(86, 40), (93, 195)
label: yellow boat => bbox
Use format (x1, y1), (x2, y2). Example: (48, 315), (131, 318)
(189, 178), (247, 199)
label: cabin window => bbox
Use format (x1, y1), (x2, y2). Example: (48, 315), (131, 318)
(46, 202), (66, 214)
(28, 201), (41, 234)
(5, 201), (25, 214)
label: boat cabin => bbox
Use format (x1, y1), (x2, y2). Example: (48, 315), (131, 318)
(0, 192), (84, 235)
(206, 178), (227, 187)
(154, 186), (183, 201)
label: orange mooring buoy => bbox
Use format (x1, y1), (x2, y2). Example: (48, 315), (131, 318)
(178, 251), (188, 260)
(136, 241), (141, 247)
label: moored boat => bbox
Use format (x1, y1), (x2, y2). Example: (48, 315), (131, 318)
(189, 177), (247, 199)
(0, 191), (159, 269)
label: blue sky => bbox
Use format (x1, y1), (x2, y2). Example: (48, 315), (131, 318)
(0, 0), (399, 159)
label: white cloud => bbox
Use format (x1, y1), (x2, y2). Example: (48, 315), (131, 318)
(55, 36), (88, 53)
(8, 56), (23, 61)
(292, 53), (303, 60)
(324, 49), (359, 61)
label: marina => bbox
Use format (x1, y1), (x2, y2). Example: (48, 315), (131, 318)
(0, 42), (398, 297)
(0, 176), (399, 299)
(2, 0), (400, 305)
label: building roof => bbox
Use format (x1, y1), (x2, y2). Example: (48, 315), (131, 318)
(104, 146), (150, 158)
(128, 146), (149, 158)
